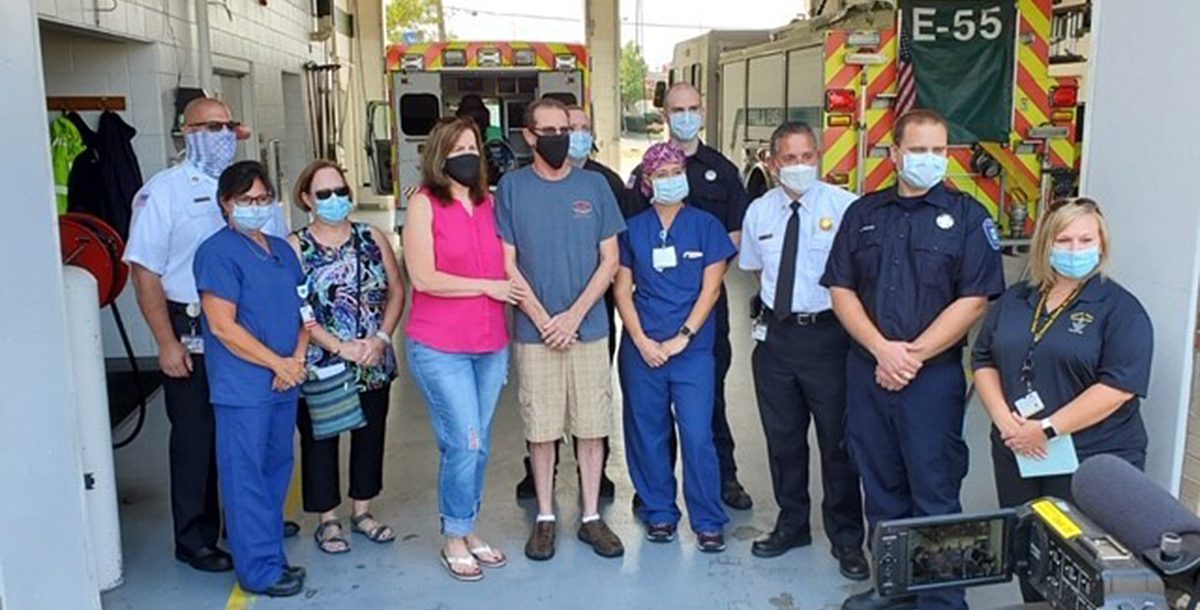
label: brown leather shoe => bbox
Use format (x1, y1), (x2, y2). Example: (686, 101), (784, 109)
(524, 521), (557, 561)
(578, 519), (624, 558)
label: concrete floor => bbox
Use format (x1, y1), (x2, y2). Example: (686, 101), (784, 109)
(100, 267), (1023, 610)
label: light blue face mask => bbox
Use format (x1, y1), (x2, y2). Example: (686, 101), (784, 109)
(315, 194), (353, 224)
(668, 111), (702, 142)
(185, 129), (238, 178)
(652, 174), (689, 205)
(899, 152), (949, 191)
(569, 131), (594, 160)
(1050, 246), (1100, 279)
(231, 204), (273, 232)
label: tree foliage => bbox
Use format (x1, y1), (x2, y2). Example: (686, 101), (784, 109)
(386, 0), (441, 44)
(620, 40), (649, 110)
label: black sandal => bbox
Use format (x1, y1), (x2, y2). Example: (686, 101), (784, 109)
(351, 512), (396, 544)
(314, 520), (350, 554)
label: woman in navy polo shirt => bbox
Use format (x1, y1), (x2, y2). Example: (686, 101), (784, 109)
(194, 161), (310, 597)
(971, 197), (1153, 602)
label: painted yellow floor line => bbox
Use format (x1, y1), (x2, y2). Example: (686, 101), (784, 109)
(224, 585), (256, 610)
(224, 460), (303, 609)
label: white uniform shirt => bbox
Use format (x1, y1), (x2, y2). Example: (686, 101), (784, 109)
(123, 161), (288, 304)
(739, 181), (858, 314)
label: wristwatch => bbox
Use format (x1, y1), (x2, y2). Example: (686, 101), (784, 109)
(678, 325), (695, 341)
(1040, 417), (1059, 440)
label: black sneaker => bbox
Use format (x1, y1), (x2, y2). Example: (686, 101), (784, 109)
(697, 532), (726, 553)
(645, 523), (676, 543)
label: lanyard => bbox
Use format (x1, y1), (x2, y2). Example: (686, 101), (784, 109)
(1020, 284), (1085, 391)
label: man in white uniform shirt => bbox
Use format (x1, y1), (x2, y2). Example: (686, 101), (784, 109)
(124, 97), (288, 573)
(738, 122), (867, 579)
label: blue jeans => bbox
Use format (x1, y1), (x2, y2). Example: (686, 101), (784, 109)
(406, 340), (509, 537)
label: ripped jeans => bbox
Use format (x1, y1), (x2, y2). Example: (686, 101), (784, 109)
(406, 340), (510, 537)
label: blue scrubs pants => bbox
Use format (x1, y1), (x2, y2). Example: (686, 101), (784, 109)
(215, 400), (296, 593)
(620, 336), (729, 534)
(845, 349), (969, 610)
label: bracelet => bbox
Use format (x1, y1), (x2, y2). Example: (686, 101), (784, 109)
(375, 330), (393, 345)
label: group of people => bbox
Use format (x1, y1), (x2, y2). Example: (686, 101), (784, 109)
(123, 83), (1153, 610)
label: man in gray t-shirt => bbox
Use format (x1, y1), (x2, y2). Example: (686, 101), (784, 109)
(496, 98), (626, 562)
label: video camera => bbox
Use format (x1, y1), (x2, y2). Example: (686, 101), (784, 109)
(871, 455), (1200, 609)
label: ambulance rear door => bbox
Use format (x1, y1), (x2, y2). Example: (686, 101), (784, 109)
(392, 70), (441, 227)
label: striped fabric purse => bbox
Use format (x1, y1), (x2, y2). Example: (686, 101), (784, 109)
(301, 365), (366, 440)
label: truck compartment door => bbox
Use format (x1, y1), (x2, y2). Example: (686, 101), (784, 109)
(537, 71), (583, 107)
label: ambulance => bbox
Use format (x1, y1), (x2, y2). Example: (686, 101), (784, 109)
(380, 41), (590, 227)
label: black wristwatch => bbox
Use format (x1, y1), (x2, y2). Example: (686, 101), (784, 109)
(678, 325), (695, 341)
(1040, 418), (1059, 440)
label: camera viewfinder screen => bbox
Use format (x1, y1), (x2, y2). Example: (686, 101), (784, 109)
(908, 518), (1006, 587)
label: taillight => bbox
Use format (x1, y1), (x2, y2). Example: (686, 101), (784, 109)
(825, 89), (856, 114)
(1050, 85), (1078, 108)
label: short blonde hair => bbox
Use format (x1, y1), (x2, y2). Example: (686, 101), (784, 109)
(1028, 197), (1109, 291)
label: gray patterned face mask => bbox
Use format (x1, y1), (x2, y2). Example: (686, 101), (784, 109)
(185, 129), (238, 178)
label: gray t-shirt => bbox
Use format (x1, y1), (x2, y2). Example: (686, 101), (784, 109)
(496, 165), (626, 344)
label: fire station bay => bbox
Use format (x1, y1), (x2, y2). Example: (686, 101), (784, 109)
(4, 0), (1200, 609)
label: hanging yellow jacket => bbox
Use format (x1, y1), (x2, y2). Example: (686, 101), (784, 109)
(51, 115), (86, 214)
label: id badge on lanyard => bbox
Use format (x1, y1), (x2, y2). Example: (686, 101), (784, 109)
(652, 229), (677, 272)
(1017, 286), (1084, 417)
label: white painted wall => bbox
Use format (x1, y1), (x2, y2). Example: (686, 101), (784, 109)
(1081, 0), (1200, 492)
(1, 1), (101, 608)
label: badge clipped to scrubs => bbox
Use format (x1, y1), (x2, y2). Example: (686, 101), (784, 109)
(1014, 391), (1046, 418)
(653, 229), (677, 272)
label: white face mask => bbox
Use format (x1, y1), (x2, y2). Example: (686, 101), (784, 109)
(778, 163), (817, 195)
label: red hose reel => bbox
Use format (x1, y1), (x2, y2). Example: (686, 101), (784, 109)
(59, 213), (128, 306)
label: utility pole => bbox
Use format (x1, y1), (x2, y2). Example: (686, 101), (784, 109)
(435, 0), (446, 41)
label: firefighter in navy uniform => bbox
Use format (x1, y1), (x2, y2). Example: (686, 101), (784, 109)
(821, 110), (1005, 610)
(627, 82), (753, 510)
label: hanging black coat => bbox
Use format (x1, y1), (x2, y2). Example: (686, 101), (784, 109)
(67, 110), (143, 239)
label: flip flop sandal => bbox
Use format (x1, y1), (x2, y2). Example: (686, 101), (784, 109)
(351, 512), (396, 544)
(440, 551), (483, 582)
(314, 520), (350, 555)
(469, 544), (507, 568)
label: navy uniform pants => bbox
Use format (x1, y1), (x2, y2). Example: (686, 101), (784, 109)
(620, 336), (729, 534)
(845, 349), (969, 610)
(214, 400), (296, 593)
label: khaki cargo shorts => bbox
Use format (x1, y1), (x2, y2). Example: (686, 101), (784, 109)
(515, 339), (613, 443)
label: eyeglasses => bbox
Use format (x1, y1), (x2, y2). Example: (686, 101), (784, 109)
(314, 186), (351, 201)
(233, 195), (274, 207)
(186, 120), (241, 133)
(532, 127), (570, 136)
(1048, 197), (1101, 214)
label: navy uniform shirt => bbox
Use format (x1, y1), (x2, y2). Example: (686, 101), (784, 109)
(618, 205), (737, 352)
(821, 183), (1005, 350)
(972, 276), (1153, 460)
(628, 143), (750, 234)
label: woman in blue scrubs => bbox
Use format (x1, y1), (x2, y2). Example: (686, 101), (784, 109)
(614, 143), (735, 552)
(972, 197), (1153, 602)
(194, 161), (310, 597)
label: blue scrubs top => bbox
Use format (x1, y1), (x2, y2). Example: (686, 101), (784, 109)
(821, 183), (1005, 351)
(972, 276), (1153, 460)
(618, 205), (737, 352)
(194, 227), (306, 406)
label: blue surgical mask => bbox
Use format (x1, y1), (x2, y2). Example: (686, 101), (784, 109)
(569, 131), (594, 160)
(185, 129), (238, 178)
(668, 111), (702, 142)
(899, 152), (948, 191)
(652, 174), (689, 205)
(231, 204), (273, 232)
(315, 194), (353, 223)
(1050, 246), (1100, 279)
(778, 163), (817, 195)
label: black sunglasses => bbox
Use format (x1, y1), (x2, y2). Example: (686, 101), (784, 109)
(314, 186), (351, 201)
(1048, 197), (1101, 214)
(186, 120), (241, 133)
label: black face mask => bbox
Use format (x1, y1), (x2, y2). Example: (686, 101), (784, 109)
(444, 153), (481, 187)
(535, 133), (570, 169)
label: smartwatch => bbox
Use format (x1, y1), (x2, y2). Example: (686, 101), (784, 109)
(678, 325), (695, 341)
(1040, 417), (1059, 440)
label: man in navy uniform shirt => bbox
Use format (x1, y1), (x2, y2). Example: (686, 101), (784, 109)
(821, 110), (1005, 610)
(627, 82), (753, 510)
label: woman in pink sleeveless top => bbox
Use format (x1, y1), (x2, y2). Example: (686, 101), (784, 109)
(401, 117), (527, 582)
